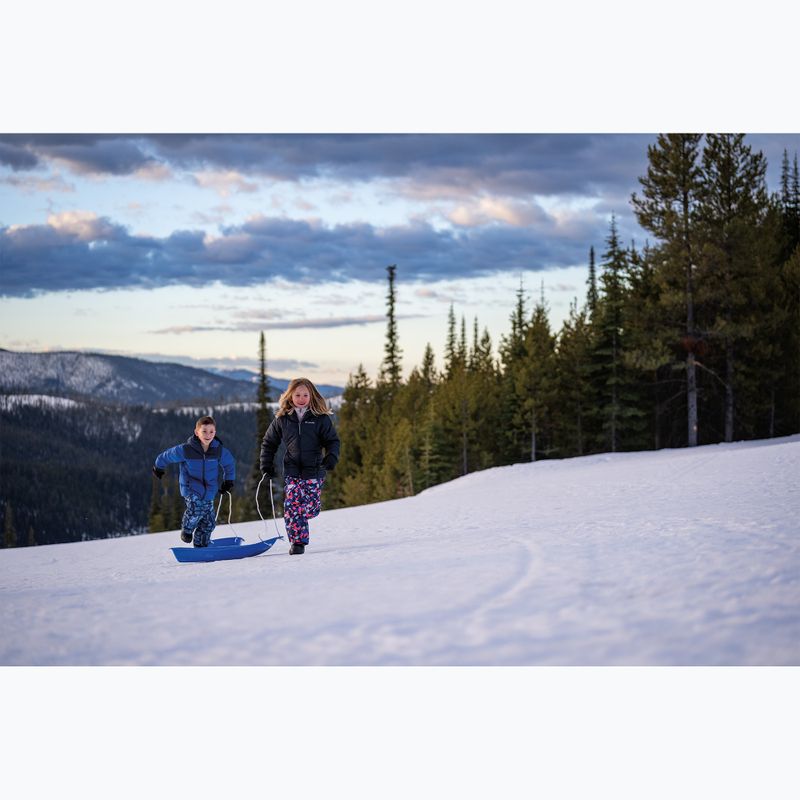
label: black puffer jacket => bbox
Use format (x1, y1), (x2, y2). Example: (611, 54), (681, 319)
(260, 410), (341, 480)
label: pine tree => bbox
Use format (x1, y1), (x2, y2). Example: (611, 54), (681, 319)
(444, 304), (457, 378)
(379, 417), (416, 499)
(458, 315), (468, 369)
(418, 397), (449, 490)
(242, 331), (274, 520)
(326, 364), (376, 508)
(469, 317), (480, 372)
(519, 285), (556, 461)
(379, 264), (403, 388)
(498, 281), (530, 462)
(590, 215), (644, 452)
(778, 243), (800, 432)
(27, 525), (36, 547)
(624, 241), (674, 449)
(421, 343), (437, 389)
(697, 133), (769, 441)
(554, 299), (593, 456)
(586, 245), (599, 320)
(631, 133), (704, 446)
(3, 502), (17, 548)
(779, 150), (800, 260)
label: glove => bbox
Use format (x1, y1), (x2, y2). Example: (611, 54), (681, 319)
(152, 466), (165, 479)
(261, 468), (275, 480)
(220, 480), (234, 494)
(322, 456), (336, 471)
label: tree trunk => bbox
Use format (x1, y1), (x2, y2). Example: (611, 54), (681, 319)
(686, 275), (698, 447)
(769, 386), (776, 438)
(724, 336), (734, 442)
(460, 395), (468, 475)
(685, 185), (698, 447)
(687, 352), (699, 446)
(531, 406), (537, 462)
(611, 332), (618, 453)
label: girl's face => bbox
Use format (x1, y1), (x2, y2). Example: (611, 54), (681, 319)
(292, 385), (311, 407)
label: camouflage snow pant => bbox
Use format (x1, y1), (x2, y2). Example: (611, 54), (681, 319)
(283, 477), (323, 545)
(182, 495), (216, 547)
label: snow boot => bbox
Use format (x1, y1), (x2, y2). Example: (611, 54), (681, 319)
(180, 530), (192, 543)
(289, 542), (306, 555)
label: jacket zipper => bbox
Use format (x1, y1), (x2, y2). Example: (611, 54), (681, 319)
(297, 413), (303, 470)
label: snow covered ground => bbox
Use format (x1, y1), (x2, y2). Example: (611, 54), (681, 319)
(1, 435), (798, 666)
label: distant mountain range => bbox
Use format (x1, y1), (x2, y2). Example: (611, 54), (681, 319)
(205, 367), (342, 398)
(0, 349), (343, 406)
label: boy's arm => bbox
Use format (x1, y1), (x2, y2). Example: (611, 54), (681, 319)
(321, 417), (341, 469)
(259, 418), (282, 475)
(154, 444), (185, 470)
(220, 447), (236, 481)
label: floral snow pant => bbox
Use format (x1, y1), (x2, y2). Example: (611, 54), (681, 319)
(182, 495), (216, 547)
(283, 476), (323, 545)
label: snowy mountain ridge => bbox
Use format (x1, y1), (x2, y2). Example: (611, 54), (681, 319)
(0, 349), (263, 405)
(1, 434), (798, 666)
(0, 349), (344, 406)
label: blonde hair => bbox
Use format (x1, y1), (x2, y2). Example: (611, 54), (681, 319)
(276, 377), (332, 417)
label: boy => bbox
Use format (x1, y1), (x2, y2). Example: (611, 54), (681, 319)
(152, 415), (235, 547)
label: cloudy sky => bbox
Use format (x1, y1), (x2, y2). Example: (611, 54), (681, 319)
(2, 133), (799, 385)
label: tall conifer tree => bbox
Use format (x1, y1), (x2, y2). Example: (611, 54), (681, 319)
(554, 299), (593, 456)
(587, 245), (599, 320)
(514, 284), (556, 461)
(698, 133), (769, 441)
(380, 264), (403, 388)
(242, 331), (274, 520)
(632, 133), (704, 446)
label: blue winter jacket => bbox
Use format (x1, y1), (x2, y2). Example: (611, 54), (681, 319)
(155, 435), (235, 501)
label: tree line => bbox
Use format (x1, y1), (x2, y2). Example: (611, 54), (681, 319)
(324, 135), (800, 508)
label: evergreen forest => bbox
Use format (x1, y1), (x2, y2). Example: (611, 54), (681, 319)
(325, 136), (800, 508)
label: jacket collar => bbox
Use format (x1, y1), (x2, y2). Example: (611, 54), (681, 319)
(187, 434), (220, 453)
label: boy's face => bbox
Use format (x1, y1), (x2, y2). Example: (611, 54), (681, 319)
(195, 424), (216, 444)
(292, 385), (311, 407)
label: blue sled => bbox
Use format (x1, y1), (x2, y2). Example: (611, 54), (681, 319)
(171, 536), (282, 563)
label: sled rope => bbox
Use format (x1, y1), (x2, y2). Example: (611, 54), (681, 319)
(255, 474), (285, 542)
(214, 490), (239, 536)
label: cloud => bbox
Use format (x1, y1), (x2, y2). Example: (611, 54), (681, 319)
(0, 134), (659, 199)
(151, 314), (393, 334)
(0, 210), (606, 297)
(46, 210), (120, 241)
(3, 134), (798, 209)
(10, 134), (158, 175)
(0, 172), (75, 193)
(192, 169), (260, 196)
(0, 140), (40, 170)
(447, 197), (552, 227)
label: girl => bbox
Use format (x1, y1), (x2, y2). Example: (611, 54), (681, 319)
(260, 378), (340, 555)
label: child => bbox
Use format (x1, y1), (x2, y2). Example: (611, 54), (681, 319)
(152, 415), (235, 547)
(260, 378), (340, 555)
